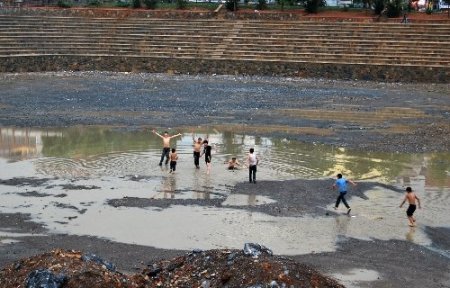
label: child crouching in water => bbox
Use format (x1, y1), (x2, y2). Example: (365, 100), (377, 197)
(227, 157), (240, 170)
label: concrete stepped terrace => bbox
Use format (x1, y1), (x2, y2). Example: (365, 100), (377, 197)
(0, 15), (449, 82)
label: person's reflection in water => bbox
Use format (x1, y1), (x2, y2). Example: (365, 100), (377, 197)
(402, 176), (411, 186)
(192, 170), (202, 199)
(406, 227), (416, 242)
(162, 175), (176, 199)
(248, 193), (256, 206)
(196, 175), (211, 200)
(335, 215), (350, 236)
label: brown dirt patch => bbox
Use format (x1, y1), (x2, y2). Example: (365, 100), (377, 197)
(0, 248), (345, 288)
(280, 107), (427, 124)
(212, 123), (334, 136)
(301, 9), (450, 21)
(235, 8), (450, 22)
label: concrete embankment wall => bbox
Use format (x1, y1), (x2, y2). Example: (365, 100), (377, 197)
(1, 55), (448, 83)
(0, 8), (449, 82)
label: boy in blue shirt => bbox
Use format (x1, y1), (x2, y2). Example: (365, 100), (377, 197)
(332, 173), (356, 214)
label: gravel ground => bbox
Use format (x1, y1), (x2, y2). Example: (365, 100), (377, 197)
(0, 72), (449, 153)
(0, 71), (449, 287)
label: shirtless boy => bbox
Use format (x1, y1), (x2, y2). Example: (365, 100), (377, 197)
(399, 187), (422, 227)
(152, 130), (182, 166)
(201, 140), (212, 175)
(169, 148), (178, 173)
(192, 134), (203, 169)
(227, 157), (240, 170)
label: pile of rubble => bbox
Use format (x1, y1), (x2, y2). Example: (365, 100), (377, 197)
(0, 244), (344, 288)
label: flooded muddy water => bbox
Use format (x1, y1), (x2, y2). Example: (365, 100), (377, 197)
(0, 126), (449, 255)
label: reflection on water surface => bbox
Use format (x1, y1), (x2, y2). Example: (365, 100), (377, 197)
(0, 126), (449, 255)
(1, 126), (449, 188)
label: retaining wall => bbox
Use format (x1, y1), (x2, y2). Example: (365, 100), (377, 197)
(1, 55), (448, 83)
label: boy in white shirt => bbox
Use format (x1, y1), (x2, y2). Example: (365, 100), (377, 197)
(247, 148), (259, 184)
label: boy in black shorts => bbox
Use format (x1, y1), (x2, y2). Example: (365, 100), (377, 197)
(201, 140), (212, 175)
(169, 148), (178, 173)
(399, 187), (422, 227)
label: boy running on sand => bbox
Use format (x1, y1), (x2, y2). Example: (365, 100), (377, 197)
(332, 173), (356, 214)
(152, 129), (182, 166)
(399, 187), (421, 227)
(169, 148), (178, 173)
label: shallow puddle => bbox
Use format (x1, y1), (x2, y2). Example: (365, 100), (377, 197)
(331, 268), (381, 288)
(0, 230), (45, 245)
(222, 194), (277, 206)
(0, 126), (449, 255)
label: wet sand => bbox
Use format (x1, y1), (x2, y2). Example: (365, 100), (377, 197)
(1, 178), (449, 287)
(0, 72), (449, 287)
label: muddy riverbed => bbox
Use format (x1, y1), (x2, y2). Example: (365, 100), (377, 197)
(0, 72), (449, 287)
(0, 72), (449, 153)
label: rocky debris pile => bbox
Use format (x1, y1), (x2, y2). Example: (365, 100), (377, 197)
(0, 244), (345, 288)
(143, 243), (344, 288)
(0, 249), (142, 288)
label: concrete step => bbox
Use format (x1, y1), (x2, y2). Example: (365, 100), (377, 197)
(0, 36), (450, 51)
(1, 30), (447, 42)
(1, 51), (447, 66)
(0, 15), (448, 69)
(0, 34), (446, 48)
(1, 47), (448, 64)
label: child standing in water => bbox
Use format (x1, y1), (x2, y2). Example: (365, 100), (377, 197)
(399, 187), (421, 227)
(332, 173), (356, 214)
(201, 140), (212, 174)
(192, 134), (203, 169)
(247, 148), (259, 184)
(169, 148), (178, 173)
(152, 129), (182, 166)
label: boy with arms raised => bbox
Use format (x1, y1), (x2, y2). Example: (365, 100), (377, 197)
(153, 129), (182, 166)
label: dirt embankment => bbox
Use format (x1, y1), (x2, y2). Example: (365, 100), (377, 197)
(0, 247), (344, 288)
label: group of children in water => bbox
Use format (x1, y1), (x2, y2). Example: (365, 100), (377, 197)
(153, 129), (422, 227)
(152, 129), (259, 182)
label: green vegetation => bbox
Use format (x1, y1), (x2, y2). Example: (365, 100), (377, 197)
(445, 0), (450, 17)
(132, 0), (141, 8)
(304, 0), (326, 13)
(57, 0), (72, 8)
(373, 0), (384, 15)
(143, 0), (158, 9)
(176, 0), (188, 9)
(19, 0), (448, 18)
(87, 0), (102, 7)
(385, 0), (402, 17)
(225, 0), (239, 11)
(115, 0), (131, 7)
(425, 1), (433, 14)
(255, 0), (268, 10)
